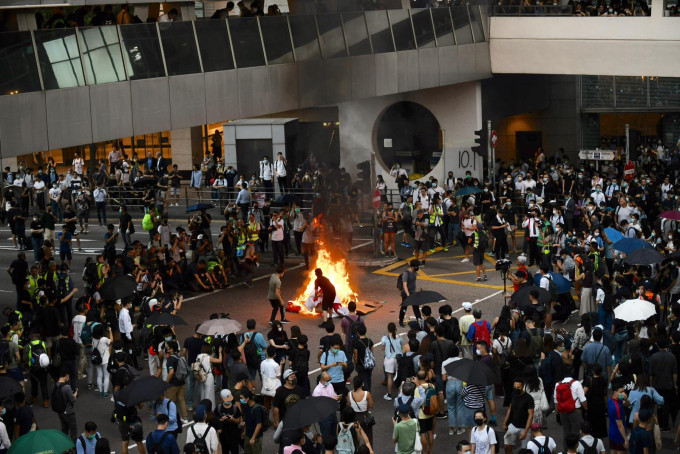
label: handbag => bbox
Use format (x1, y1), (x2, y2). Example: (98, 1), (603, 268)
(261, 376), (279, 397)
(361, 412), (376, 429)
(413, 421), (423, 454)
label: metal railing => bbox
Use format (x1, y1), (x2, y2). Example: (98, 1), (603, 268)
(492, 5), (573, 16)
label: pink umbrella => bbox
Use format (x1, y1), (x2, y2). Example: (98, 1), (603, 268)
(660, 211), (680, 221)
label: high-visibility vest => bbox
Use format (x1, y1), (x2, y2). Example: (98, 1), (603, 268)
(28, 275), (40, 298)
(248, 222), (259, 242)
(429, 205), (443, 224)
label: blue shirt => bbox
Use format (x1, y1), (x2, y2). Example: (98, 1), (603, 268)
(627, 387), (664, 424)
(236, 188), (251, 205)
(466, 320), (492, 342)
(59, 231), (72, 253)
(145, 429), (179, 454)
(607, 398), (626, 444)
(579, 341), (613, 373)
(320, 349), (347, 383)
(151, 398), (178, 432)
(76, 432), (101, 454)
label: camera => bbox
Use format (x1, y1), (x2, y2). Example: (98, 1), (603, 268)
(495, 259), (512, 272)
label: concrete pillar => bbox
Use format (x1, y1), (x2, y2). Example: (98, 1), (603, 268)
(0, 156), (18, 173)
(170, 127), (203, 172)
(16, 11), (38, 31)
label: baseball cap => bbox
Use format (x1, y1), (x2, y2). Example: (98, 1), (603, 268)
(530, 422), (542, 432)
(643, 280), (653, 290)
(283, 369), (295, 380)
(593, 324), (604, 332)
(220, 389), (234, 402)
(462, 302), (472, 311)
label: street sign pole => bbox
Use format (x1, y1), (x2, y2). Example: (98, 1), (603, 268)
(625, 123), (630, 162)
(486, 120), (492, 182)
(370, 153), (378, 257)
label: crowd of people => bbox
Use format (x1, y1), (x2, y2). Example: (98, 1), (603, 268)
(1, 139), (680, 454)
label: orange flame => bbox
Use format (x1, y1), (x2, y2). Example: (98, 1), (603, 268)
(288, 240), (359, 316)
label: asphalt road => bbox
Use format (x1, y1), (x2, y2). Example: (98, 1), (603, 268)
(1, 213), (677, 454)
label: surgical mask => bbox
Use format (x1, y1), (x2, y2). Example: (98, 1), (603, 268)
(553, 211), (557, 216)
(543, 178), (548, 182)
(506, 178), (511, 182)
(594, 232), (600, 237)
(618, 394), (625, 401)
(396, 165), (400, 169)
(87, 433), (96, 440)
(578, 175), (583, 179)
(513, 388), (522, 396)
(474, 418), (484, 426)
(223, 400), (232, 407)
(240, 398), (247, 405)
(332, 349), (339, 354)
(475, 349), (482, 356)
(290, 378), (298, 386)
(278, 327), (283, 332)
(596, 189), (601, 193)
(165, 336), (172, 342)
(264, 159), (269, 163)
(321, 381), (329, 387)
(433, 183), (437, 188)
(484, 188), (488, 193)
(506, 201), (511, 206)
(295, 208), (300, 213)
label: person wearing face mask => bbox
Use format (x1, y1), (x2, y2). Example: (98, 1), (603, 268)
(470, 410), (497, 454)
(74, 421), (100, 454)
(590, 185), (605, 206)
(0, 400), (10, 452)
(312, 372), (340, 439)
(259, 156), (274, 196)
(502, 377), (534, 451)
(214, 389), (242, 454)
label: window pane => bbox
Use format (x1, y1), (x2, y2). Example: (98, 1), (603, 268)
(158, 21), (201, 76)
(468, 6), (485, 42)
(615, 76), (647, 108)
(0, 31), (42, 95)
(316, 14), (347, 59)
(120, 23), (166, 80)
(259, 16), (294, 64)
(650, 77), (680, 109)
(228, 18), (266, 68)
(411, 9), (435, 48)
(194, 19), (234, 72)
(365, 10), (394, 54)
(289, 15), (321, 62)
(581, 75), (613, 109)
(78, 26), (126, 85)
(34, 28), (85, 89)
(388, 9), (415, 51)
(342, 12), (371, 56)
(451, 6), (473, 45)
(431, 8), (455, 46)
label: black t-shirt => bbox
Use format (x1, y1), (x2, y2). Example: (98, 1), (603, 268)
(315, 276), (336, 301)
(273, 385), (305, 420)
(56, 337), (80, 361)
(214, 402), (241, 436)
(509, 391), (535, 429)
(119, 213), (132, 232)
(15, 405), (33, 436)
(9, 259), (28, 285)
(37, 305), (60, 337)
(63, 210), (77, 232)
(183, 336), (204, 365)
(352, 338), (374, 371)
(30, 221), (44, 239)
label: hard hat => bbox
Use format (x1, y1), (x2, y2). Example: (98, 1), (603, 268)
(39, 353), (50, 368)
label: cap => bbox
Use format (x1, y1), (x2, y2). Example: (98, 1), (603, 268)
(593, 324), (604, 332)
(115, 351), (127, 362)
(530, 422), (542, 432)
(397, 403), (411, 415)
(194, 405), (207, 421)
(148, 298), (158, 309)
(283, 369), (295, 380)
(220, 389), (234, 401)
(197, 234), (204, 240)
(462, 302), (472, 311)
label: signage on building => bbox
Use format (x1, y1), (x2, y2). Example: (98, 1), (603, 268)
(623, 161), (635, 181)
(578, 149), (616, 161)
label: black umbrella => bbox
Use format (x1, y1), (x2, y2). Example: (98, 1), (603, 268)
(132, 176), (159, 188)
(116, 376), (171, 407)
(99, 275), (137, 301)
(401, 290), (446, 307)
(662, 251), (680, 264)
(0, 377), (23, 399)
(623, 248), (664, 266)
(282, 396), (338, 429)
(187, 203), (215, 213)
(444, 358), (497, 385)
(510, 285), (550, 311)
(145, 312), (187, 326)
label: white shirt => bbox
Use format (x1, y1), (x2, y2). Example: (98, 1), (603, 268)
(590, 191), (605, 206)
(108, 150), (121, 163)
(415, 192), (430, 211)
(442, 357), (460, 379)
(49, 187), (61, 201)
(274, 159), (287, 177)
(94, 188), (107, 203)
(493, 337), (512, 357)
(94, 336), (111, 364)
(528, 436), (557, 454)
(33, 180), (45, 192)
(72, 315), (86, 345)
(523, 217), (541, 238)
(539, 274), (551, 292)
(462, 218), (477, 237)
(515, 180), (526, 194)
(260, 161), (274, 180)
(0, 419), (11, 451)
(576, 435), (606, 454)
(471, 425), (497, 454)
(595, 288), (605, 306)
(118, 307), (133, 339)
(186, 422), (219, 454)
(260, 358), (280, 379)
(271, 218), (284, 242)
(73, 157), (84, 174)
(553, 378), (587, 409)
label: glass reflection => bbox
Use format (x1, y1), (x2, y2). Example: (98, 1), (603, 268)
(411, 9), (435, 48)
(365, 10), (394, 54)
(288, 15), (321, 62)
(259, 16), (295, 64)
(0, 31), (42, 95)
(34, 28), (85, 89)
(388, 9), (415, 51)
(468, 6), (485, 43)
(316, 14), (347, 59)
(451, 6), (473, 45)
(120, 23), (166, 80)
(342, 12), (371, 56)
(431, 8), (455, 46)
(228, 17), (266, 68)
(194, 19), (235, 72)
(78, 26), (126, 84)
(158, 21), (202, 76)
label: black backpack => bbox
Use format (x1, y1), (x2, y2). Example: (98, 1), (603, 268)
(148, 432), (170, 454)
(255, 404), (272, 432)
(292, 348), (310, 376)
(191, 426), (209, 453)
(243, 334), (261, 369)
(530, 437), (553, 454)
(579, 438), (599, 454)
(51, 383), (67, 413)
(393, 396), (416, 420)
(345, 315), (364, 345)
(441, 317), (461, 344)
(0, 340), (11, 368)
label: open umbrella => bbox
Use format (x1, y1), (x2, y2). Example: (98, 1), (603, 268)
(274, 194), (302, 205)
(9, 429), (75, 454)
(614, 298), (657, 322)
(455, 186), (482, 197)
(132, 176), (158, 188)
(660, 211), (680, 221)
(197, 318), (242, 336)
(662, 251), (680, 264)
(623, 248), (664, 266)
(116, 376), (171, 407)
(510, 285), (551, 311)
(145, 312), (187, 326)
(401, 290), (446, 307)
(0, 377), (23, 399)
(533, 272), (571, 295)
(99, 275), (137, 301)
(604, 227), (624, 244)
(187, 203), (215, 213)
(283, 396), (338, 429)
(444, 358), (497, 385)
(612, 238), (654, 254)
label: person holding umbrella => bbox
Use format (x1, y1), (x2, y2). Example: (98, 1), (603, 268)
(398, 260), (421, 329)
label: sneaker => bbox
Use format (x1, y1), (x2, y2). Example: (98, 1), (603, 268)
(488, 252), (495, 257)
(87, 384), (93, 390)
(101, 392), (111, 398)
(187, 405), (193, 411)
(383, 393), (392, 401)
(456, 428), (466, 435)
(483, 275), (488, 281)
(281, 319), (290, 324)
(461, 258), (469, 263)
(436, 412), (447, 419)
(400, 242), (407, 247)
(448, 428), (454, 436)
(475, 277), (481, 283)
(181, 418), (190, 425)
(404, 243), (412, 248)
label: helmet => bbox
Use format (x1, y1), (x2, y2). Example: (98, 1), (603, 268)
(39, 353), (50, 368)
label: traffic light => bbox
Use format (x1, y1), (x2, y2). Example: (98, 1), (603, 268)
(356, 160), (371, 192)
(471, 128), (487, 157)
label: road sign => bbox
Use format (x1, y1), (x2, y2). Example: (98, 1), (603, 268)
(624, 161), (635, 181)
(372, 189), (381, 209)
(578, 149), (616, 161)
(491, 130), (498, 147)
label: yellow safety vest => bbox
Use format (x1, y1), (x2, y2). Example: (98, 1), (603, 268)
(28, 275), (40, 298)
(248, 222), (259, 242)
(429, 205), (443, 224)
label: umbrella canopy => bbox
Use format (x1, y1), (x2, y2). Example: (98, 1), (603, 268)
(401, 290), (446, 307)
(623, 248), (664, 266)
(99, 275), (137, 301)
(614, 298), (657, 322)
(145, 312), (187, 326)
(533, 272), (571, 294)
(660, 211), (680, 221)
(0, 377), (23, 400)
(612, 238), (653, 254)
(116, 376), (171, 407)
(274, 194), (302, 205)
(132, 176), (158, 188)
(187, 203), (215, 213)
(511, 285), (551, 311)
(444, 358), (497, 385)
(197, 318), (242, 336)
(9, 429), (75, 454)
(662, 251), (680, 264)
(455, 186), (482, 197)
(604, 227), (624, 244)
(283, 396), (338, 429)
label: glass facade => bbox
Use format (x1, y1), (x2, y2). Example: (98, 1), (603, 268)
(582, 76), (680, 110)
(0, 7), (481, 95)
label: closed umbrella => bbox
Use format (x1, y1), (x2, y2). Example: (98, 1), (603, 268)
(604, 227), (624, 244)
(116, 376), (171, 407)
(444, 358), (497, 385)
(623, 248), (664, 266)
(401, 290), (446, 307)
(614, 298), (657, 322)
(9, 429), (75, 454)
(197, 318), (242, 336)
(283, 396), (338, 429)
(145, 312), (187, 326)
(99, 275), (137, 301)
(612, 238), (654, 254)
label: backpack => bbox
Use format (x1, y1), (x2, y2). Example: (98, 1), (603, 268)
(336, 422), (356, 454)
(361, 339), (376, 370)
(243, 334), (262, 369)
(171, 354), (189, 381)
(142, 213), (154, 231)
(192, 354), (210, 383)
(579, 438), (599, 454)
(148, 432), (170, 454)
(91, 340), (103, 365)
(422, 384), (439, 416)
(539, 352), (554, 384)
(78, 434), (100, 452)
(30, 341), (48, 369)
(395, 354), (416, 387)
(530, 437), (553, 454)
(544, 275), (559, 302)
(0, 340), (11, 368)
(527, 328), (543, 359)
(83, 263), (99, 286)
(393, 396), (416, 420)
(255, 404), (271, 432)
(345, 316), (364, 345)
(441, 317), (461, 344)
(191, 425), (209, 453)
(397, 272), (404, 290)
(477, 229), (489, 250)
(51, 339), (63, 368)
(51, 382), (67, 413)
(555, 380), (576, 414)
(602, 292), (614, 312)
(472, 320), (491, 348)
